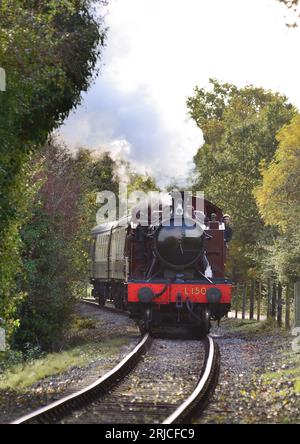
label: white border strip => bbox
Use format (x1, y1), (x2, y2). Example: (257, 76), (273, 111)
(11, 333), (150, 424)
(163, 336), (215, 424)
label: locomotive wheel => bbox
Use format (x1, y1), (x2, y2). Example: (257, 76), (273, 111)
(113, 282), (127, 310)
(137, 320), (147, 335)
(192, 307), (211, 338)
(137, 307), (152, 334)
(98, 294), (105, 307)
(93, 284), (106, 306)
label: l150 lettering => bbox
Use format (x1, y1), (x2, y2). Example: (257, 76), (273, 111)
(184, 287), (207, 296)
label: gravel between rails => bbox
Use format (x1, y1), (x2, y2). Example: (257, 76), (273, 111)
(60, 339), (206, 424)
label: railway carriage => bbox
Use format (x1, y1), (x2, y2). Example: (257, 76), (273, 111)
(90, 193), (231, 336)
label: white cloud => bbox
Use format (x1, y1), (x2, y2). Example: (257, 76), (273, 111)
(58, 0), (300, 187)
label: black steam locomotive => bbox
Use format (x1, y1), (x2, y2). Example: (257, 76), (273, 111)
(90, 193), (231, 336)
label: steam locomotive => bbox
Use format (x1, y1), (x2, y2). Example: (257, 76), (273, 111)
(89, 193), (231, 336)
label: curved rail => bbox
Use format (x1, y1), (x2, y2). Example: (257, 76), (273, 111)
(11, 333), (151, 424)
(163, 336), (219, 424)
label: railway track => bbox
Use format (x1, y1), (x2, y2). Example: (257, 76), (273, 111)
(81, 297), (129, 316)
(163, 336), (218, 424)
(11, 333), (151, 424)
(11, 332), (219, 424)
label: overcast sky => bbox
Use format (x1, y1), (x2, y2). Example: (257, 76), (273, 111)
(58, 0), (300, 187)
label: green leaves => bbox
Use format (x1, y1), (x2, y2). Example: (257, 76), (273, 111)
(254, 115), (300, 281)
(14, 142), (124, 351)
(187, 79), (295, 281)
(0, 1), (106, 345)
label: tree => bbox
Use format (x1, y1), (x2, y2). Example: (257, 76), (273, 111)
(14, 141), (120, 351)
(15, 142), (158, 351)
(255, 114), (300, 229)
(128, 172), (159, 195)
(254, 115), (300, 281)
(277, 0), (300, 27)
(0, 1), (107, 342)
(187, 79), (295, 281)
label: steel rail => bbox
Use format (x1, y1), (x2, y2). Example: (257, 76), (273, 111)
(163, 336), (219, 424)
(11, 333), (151, 424)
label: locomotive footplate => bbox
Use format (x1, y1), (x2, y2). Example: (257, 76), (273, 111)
(127, 280), (231, 305)
(127, 280), (231, 333)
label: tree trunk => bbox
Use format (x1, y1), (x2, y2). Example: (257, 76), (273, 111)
(277, 282), (282, 327)
(250, 280), (255, 320)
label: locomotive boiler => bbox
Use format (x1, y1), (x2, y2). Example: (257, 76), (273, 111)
(89, 193), (231, 336)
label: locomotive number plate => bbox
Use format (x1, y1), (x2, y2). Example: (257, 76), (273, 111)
(184, 287), (207, 296)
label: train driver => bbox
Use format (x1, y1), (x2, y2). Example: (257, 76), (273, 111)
(223, 214), (233, 244)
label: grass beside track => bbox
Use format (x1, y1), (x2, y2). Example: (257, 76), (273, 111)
(0, 311), (132, 392)
(0, 336), (129, 391)
(261, 350), (300, 395)
(223, 317), (279, 335)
